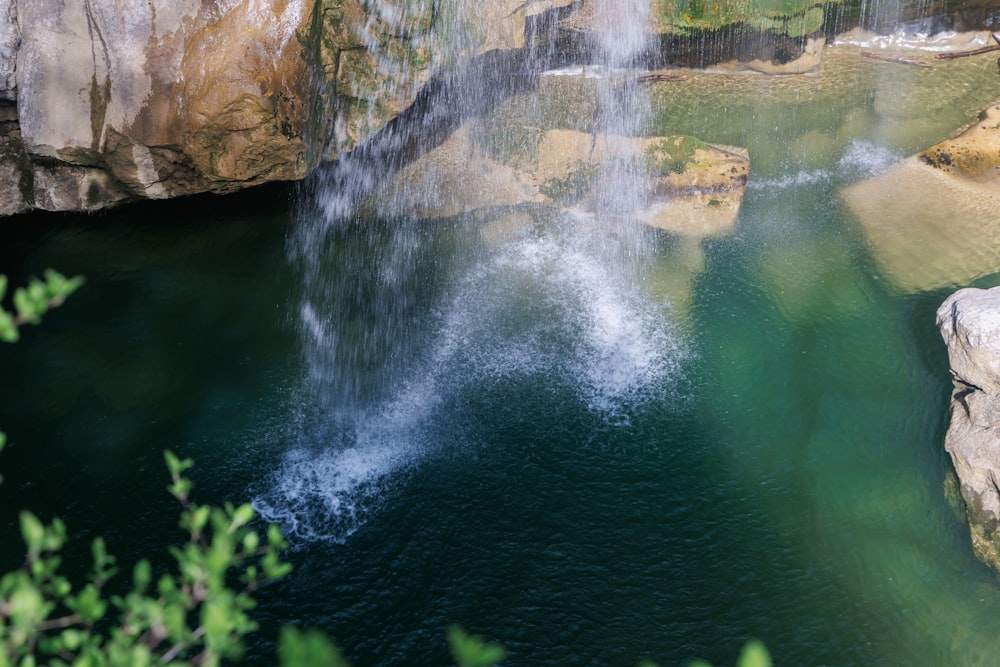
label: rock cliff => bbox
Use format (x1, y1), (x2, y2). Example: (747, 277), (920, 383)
(1, 0), (313, 215)
(2, 0), (993, 216)
(937, 287), (1000, 569)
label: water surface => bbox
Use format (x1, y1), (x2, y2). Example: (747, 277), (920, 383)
(2, 47), (1000, 667)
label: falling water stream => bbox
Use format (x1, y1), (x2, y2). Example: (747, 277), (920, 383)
(5, 2), (1000, 666)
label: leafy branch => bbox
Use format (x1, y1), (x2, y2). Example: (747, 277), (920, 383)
(0, 451), (295, 667)
(0, 270), (85, 343)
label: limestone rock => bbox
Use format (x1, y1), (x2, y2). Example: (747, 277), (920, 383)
(535, 129), (749, 237)
(362, 125), (543, 219)
(842, 101), (1000, 293)
(937, 286), (1000, 569)
(0, 0), (16, 101)
(368, 124), (749, 239)
(918, 102), (1000, 192)
(0, 121), (27, 215)
(7, 0), (312, 212)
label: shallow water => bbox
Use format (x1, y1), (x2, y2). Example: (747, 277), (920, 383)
(3, 45), (1000, 666)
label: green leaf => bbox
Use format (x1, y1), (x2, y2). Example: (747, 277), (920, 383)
(261, 552), (293, 581)
(59, 628), (87, 651)
(201, 596), (234, 650)
(42, 518), (67, 552)
(242, 530), (260, 554)
(267, 523), (288, 550)
(67, 583), (107, 624)
(0, 308), (19, 343)
(0, 273), (7, 301)
(188, 505), (210, 534)
(230, 503), (256, 532)
(42, 270), (85, 301)
(163, 450), (193, 478)
(132, 559), (152, 591)
(447, 625), (507, 667)
(278, 626), (350, 667)
(736, 640), (771, 667)
(13, 287), (39, 324)
(19, 511), (45, 555)
(7, 574), (50, 629)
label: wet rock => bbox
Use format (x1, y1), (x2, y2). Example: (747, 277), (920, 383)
(937, 286), (1000, 570)
(918, 102), (1000, 192)
(534, 129), (749, 237)
(361, 125), (543, 219)
(0, 123), (28, 215)
(370, 124), (749, 239)
(841, 100), (1000, 292)
(7, 0), (311, 213)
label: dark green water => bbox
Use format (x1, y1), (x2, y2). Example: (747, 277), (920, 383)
(4, 48), (1000, 666)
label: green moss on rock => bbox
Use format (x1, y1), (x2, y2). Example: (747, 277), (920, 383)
(654, 0), (835, 36)
(645, 136), (709, 176)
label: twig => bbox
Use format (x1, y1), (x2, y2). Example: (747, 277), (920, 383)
(636, 72), (688, 84)
(935, 35), (1000, 60)
(860, 51), (931, 67)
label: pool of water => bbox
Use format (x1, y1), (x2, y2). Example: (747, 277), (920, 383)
(3, 45), (1000, 666)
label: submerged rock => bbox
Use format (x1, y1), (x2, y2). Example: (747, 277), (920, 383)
(937, 286), (1000, 570)
(841, 99), (1000, 293)
(534, 129), (749, 237)
(368, 124), (749, 239)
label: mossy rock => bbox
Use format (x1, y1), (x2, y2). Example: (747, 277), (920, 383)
(654, 0), (832, 36)
(540, 160), (594, 205)
(645, 136), (709, 176)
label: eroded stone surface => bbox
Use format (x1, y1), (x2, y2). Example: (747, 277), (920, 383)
(937, 286), (1000, 570)
(8, 0), (312, 212)
(369, 124), (749, 241)
(842, 101), (1000, 293)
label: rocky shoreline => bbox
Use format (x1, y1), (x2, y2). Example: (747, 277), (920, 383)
(1, 0), (999, 217)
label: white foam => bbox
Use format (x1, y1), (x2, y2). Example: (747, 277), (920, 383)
(258, 222), (687, 544)
(748, 168), (831, 191)
(747, 141), (901, 191)
(253, 376), (441, 544)
(838, 139), (900, 179)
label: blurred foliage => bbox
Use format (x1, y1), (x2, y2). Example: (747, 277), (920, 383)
(0, 270), (84, 343)
(0, 450), (293, 666)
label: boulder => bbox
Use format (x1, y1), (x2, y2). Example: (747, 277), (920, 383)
(361, 125), (543, 219)
(841, 100), (1000, 293)
(534, 129), (749, 237)
(7, 0), (312, 212)
(937, 286), (1000, 569)
(366, 123), (749, 238)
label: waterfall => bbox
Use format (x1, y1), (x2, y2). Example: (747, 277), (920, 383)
(255, 0), (685, 544)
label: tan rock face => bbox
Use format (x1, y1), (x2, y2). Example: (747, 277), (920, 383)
(367, 124), (749, 241)
(918, 102), (1000, 192)
(842, 101), (1000, 293)
(534, 129), (749, 237)
(0, 0), (881, 215)
(10, 0), (313, 211)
